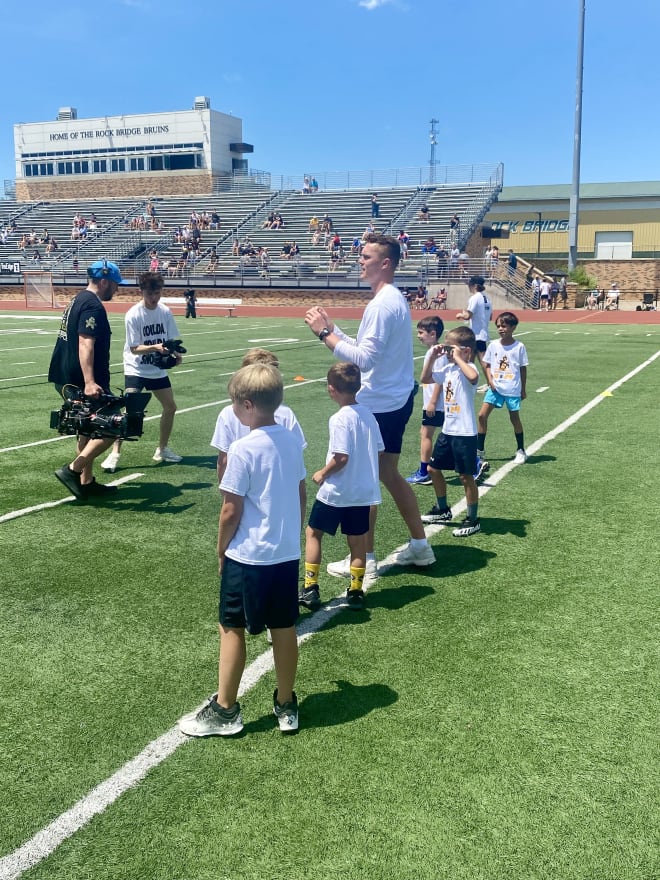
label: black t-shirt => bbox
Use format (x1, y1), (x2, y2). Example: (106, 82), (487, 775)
(48, 289), (112, 390)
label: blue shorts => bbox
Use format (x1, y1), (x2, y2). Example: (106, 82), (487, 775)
(219, 557), (299, 635)
(374, 389), (415, 454)
(308, 499), (369, 536)
(483, 389), (521, 411)
(429, 432), (478, 477)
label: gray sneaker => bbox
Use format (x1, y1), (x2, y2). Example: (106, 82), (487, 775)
(391, 542), (435, 567)
(327, 555), (378, 579)
(179, 699), (243, 737)
(273, 690), (298, 733)
(452, 518), (481, 538)
(421, 505), (453, 524)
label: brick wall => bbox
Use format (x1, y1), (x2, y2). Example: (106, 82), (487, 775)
(580, 259), (660, 298)
(15, 171), (214, 202)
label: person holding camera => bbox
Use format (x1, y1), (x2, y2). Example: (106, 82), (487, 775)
(49, 259), (130, 499)
(102, 272), (183, 472)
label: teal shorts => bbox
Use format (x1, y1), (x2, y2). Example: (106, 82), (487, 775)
(484, 389), (521, 411)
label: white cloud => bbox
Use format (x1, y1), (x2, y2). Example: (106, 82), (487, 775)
(359, 0), (392, 9)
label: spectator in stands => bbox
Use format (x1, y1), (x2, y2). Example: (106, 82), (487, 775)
(605, 283), (620, 310)
(207, 247), (218, 273)
(371, 194), (380, 218)
(490, 245), (500, 277)
(149, 250), (160, 272)
(40, 229), (50, 245)
(458, 250), (469, 278)
(232, 236), (241, 257)
(449, 214), (460, 240)
(302, 176), (311, 194)
(322, 214), (333, 233)
(450, 245), (460, 278)
(190, 210), (199, 226)
(262, 211), (276, 229)
(418, 204), (430, 222)
(259, 247), (270, 277)
(484, 245), (493, 275)
(311, 177), (319, 193)
(436, 246), (448, 279)
(308, 215), (319, 234)
(210, 211), (221, 230)
(71, 226), (81, 241)
(47, 239), (59, 254)
(507, 248), (518, 276)
(311, 228), (322, 247)
(32, 249), (42, 263)
(289, 241), (300, 259)
(421, 237), (437, 255)
(280, 241), (293, 259)
(271, 212), (284, 230)
(397, 230), (410, 260)
(329, 232), (342, 254)
(72, 257), (79, 274)
(18, 234), (28, 251)
(78, 222), (88, 240)
(200, 211), (210, 229)
(351, 235), (363, 257)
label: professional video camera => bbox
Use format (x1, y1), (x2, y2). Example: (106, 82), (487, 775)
(151, 338), (187, 370)
(50, 386), (152, 441)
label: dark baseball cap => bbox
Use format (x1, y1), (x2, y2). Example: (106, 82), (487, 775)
(87, 260), (130, 285)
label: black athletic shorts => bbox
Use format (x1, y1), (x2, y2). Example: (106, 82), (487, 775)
(219, 557), (299, 635)
(430, 431), (478, 477)
(308, 499), (369, 536)
(421, 409), (445, 428)
(123, 374), (172, 391)
(374, 389), (415, 454)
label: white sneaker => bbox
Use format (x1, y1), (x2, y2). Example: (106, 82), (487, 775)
(273, 690), (298, 733)
(514, 449), (528, 464)
(391, 542), (435, 567)
(153, 446), (183, 463)
(178, 699), (243, 737)
(101, 450), (121, 472)
(327, 555), (378, 579)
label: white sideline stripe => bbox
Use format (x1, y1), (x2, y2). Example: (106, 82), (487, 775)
(0, 474), (144, 524)
(2, 349), (659, 880)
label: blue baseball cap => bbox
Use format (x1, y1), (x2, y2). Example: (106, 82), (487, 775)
(87, 260), (130, 285)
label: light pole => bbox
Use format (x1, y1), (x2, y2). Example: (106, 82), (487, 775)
(568, 0), (586, 271)
(429, 119), (439, 184)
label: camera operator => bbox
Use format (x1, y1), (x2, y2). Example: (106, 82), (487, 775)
(49, 259), (130, 498)
(102, 271), (183, 472)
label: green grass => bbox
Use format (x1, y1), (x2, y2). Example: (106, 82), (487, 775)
(0, 312), (658, 879)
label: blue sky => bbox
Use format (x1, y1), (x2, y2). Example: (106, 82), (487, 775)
(3, 0), (659, 191)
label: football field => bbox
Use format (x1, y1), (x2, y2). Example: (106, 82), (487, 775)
(0, 310), (658, 880)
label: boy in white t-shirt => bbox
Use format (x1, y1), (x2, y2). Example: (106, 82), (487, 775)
(300, 362), (384, 611)
(210, 348), (307, 487)
(180, 364), (307, 738)
(477, 311), (529, 467)
(419, 326), (482, 537)
(407, 315), (444, 486)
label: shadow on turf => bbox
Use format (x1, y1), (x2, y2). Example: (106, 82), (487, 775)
(243, 679), (398, 733)
(85, 480), (214, 512)
(478, 516), (530, 538)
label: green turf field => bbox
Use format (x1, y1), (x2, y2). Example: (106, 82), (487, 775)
(0, 311), (658, 880)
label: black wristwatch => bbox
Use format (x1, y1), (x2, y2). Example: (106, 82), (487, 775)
(318, 327), (331, 341)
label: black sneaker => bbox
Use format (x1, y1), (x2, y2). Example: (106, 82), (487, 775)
(346, 588), (365, 610)
(81, 477), (118, 497)
(421, 505), (453, 524)
(298, 585), (321, 609)
(452, 517), (481, 538)
(54, 465), (84, 499)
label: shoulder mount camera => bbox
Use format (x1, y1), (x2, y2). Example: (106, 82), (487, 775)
(50, 387), (152, 440)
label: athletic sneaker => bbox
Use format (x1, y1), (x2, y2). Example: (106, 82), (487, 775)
(178, 698), (243, 737)
(81, 478), (118, 496)
(406, 468), (433, 486)
(452, 517), (481, 538)
(327, 555), (378, 579)
(475, 458), (490, 482)
(101, 450), (121, 472)
(346, 588), (366, 610)
(298, 585), (321, 609)
(153, 446), (183, 463)
(421, 505), (453, 524)
(390, 542), (435, 567)
(477, 383), (489, 394)
(54, 465), (84, 499)
(273, 689), (298, 733)
(514, 449), (528, 464)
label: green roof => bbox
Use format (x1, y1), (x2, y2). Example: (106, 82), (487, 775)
(500, 181), (660, 201)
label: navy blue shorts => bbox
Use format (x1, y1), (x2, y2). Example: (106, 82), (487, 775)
(123, 374), (172, 391)
(308, 499), (369, 536)
(430, 432), (478, 477)
(219, 557), (299, 635)
(374, 389), (415, 454)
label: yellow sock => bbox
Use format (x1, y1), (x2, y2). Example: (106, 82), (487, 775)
(349, 566), (366, 592)
(304, 563), (320, 589)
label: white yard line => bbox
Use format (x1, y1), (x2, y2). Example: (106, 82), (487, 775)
(0, 474), (144, 523)
(1, 350), (659, 879)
